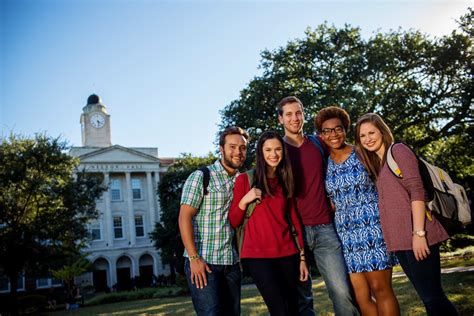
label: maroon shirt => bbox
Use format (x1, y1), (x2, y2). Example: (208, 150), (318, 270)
(376, 143), (449, 251)
(286, 137), (332, 226)
(229, 174), (303, 258)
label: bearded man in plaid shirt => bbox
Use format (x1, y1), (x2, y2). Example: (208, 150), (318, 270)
(178, 126), (249, 316)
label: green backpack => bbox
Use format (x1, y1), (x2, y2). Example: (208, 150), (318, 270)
(235, 169), (257, 262)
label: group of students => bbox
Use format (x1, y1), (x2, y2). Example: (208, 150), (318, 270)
(178, 96), (458, 316)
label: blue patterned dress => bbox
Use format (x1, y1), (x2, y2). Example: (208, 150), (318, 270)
(325, 149), (397, 273)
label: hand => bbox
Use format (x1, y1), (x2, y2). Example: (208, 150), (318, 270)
(190, 258), (212, 289)
(299, 261), (309, 281)
(239, 188), (262, 209)
(412, 236), (430, 261)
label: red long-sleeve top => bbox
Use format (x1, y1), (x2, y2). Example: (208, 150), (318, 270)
(229, 173), (304, 259)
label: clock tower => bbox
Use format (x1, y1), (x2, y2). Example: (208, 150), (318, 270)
(80, 94), (112, 147)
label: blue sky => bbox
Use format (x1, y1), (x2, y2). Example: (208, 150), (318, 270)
(1, 0), (470, 158)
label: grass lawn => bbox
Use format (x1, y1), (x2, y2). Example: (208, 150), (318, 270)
(50, 270), (474, 316)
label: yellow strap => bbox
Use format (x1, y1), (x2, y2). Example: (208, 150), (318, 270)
(426, 209), (433, 221)
(395, 168), (402, 177)
(438, 168), (446, 182)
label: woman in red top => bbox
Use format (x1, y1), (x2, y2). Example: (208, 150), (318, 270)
(229, 131), (308, 316)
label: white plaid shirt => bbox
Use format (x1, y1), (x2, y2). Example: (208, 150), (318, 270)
(180, 160), (239, 265)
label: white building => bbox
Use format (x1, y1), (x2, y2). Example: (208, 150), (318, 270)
(70, 94), (173, 291)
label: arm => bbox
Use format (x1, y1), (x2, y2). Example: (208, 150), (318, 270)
(394, 144), (430, 260)
(411, 200), (430, 261)
(228, 173), (262, 228)
(329, 199), (336, 213)
(393, 144), (425, 202)
(289, 198), (304, 250)
(178, 171), (212, 289)
(289, 198), (308, 281)
(178, 204), (212, 289)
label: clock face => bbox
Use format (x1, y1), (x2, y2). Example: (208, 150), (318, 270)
(90, 113), (105, 128)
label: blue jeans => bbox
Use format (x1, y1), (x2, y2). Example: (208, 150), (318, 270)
(184, 258), (241, 316)
(297, 223), (358, 316)
(395, 244), (458, 316)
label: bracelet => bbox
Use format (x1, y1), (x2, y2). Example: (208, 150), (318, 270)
(300, 259), (306, 262)
(300, 253), (305, 257)
(189, 254), (200, 262)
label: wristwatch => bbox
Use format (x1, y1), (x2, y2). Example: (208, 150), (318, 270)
(189, 254), (200, 262)
(412, 230), (426, 237)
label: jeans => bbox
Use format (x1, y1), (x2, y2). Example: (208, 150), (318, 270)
(297, 223), (358, 316)
(395, 244), (458, 316)
(184, 258), (241, 316)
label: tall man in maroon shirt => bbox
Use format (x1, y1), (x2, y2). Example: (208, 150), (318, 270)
(277, 96), (358, 315)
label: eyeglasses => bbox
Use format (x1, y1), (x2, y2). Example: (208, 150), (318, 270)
(321, 126), (345, 136)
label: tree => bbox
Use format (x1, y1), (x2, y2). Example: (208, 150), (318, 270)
(219, 9), (473, 191)
(50, 252), (92, 293)
(0, 134), (104, 311)
(150, 153), (216, 280)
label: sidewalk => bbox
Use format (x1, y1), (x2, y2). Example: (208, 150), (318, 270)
(393, 265), (474, 278)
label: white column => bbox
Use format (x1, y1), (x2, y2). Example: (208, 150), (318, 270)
(133, 256), (139, 278)
(103, 172), (113, 247)
(109, 259), (116, 289)
(146, 172), (156, 229)
(154, 171), (162, 223)
(125, 172), (136, 246)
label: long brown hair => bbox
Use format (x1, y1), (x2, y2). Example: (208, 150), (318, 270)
(255, 131), (294, 198)
(354, 113), (394, 180)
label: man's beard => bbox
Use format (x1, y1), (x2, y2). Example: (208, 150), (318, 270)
(223, 153), (243, 170)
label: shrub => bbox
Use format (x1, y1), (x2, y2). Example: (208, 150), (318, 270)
(17, 294), (47, 315)
(85, 286), (182, 306)
(441, 234), (474, 252)
(175, 275), (190, 295)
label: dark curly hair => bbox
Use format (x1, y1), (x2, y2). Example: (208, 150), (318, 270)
(314, 106), (350, 133)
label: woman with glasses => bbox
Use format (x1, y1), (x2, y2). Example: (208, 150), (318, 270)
(315, 107), (399, 316)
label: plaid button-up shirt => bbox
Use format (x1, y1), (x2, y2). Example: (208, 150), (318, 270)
(180, 160), (239, 265)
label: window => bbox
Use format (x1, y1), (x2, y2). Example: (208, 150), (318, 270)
(0, 274), (8, 292)
(111, 179), (121, 201)
(37, 278), (49, 288)
(16, 273), (25, 291)
(36, 277), (62, 289)
(135, 215), (144, 237)
(131, 178), (142, 199)
(1, 272), (25, 293)
(51, 278), (62, 286)
(90, 221), (101, 241)
(113, 216), (123, 239)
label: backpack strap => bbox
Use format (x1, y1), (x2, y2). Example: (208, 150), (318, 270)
(386, 143), (436, 202)
(243, 169), (257, 219)
(308, 134), (327, 169)
(235, 169), (258, 266)
(386, 143), (403, 178)
(198, 166), (210, 195)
